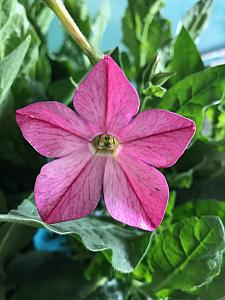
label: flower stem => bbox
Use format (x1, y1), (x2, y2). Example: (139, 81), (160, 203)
(42, 0), (102, 64)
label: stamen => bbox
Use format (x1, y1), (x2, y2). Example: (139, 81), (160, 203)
(92, 134), (119, 155)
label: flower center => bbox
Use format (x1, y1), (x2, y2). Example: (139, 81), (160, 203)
(92, 134), (119, 155)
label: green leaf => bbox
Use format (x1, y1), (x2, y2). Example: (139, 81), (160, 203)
(198, 256), (225, 300)
(143, 83), (166, 98)
(158, 65), (225, 135)
(170, 26), (204, 84)
(167, 169), (193, 189)
(0, 36), (31, 104)
(122, 0), (171, 79)
(0, 0), (40, 74)
(180, 0), (213, 40)
(0, 197), (153, 273)
(147, 216), (225, 291)
(0, 223), (35, 263)
(18, 0), (54, 35)
(174, 200), (225, 226)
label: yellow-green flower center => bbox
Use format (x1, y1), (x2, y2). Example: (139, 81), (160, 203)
(92, 134), (119, 155)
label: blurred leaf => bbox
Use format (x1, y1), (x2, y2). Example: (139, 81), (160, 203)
(167, 169), (193, 189)
(6, 251), (98, 300)
(0, 224), (35, 263)
(122, 0), (171, 79)
(85, 279), (130, 300)
(180, 0), (213, 40)
(170, 26), (204, 84)
(90, 0), (110, 49)
(175, 141), (225, 201)
(0, 36), (31, 104)
(0, 0), (40, 75)
(148, 216), (225, 291)
(174, 200), (225, 226)
(0, 197), (153, 273)
(151, 71), (175, 86)
(158, 65), (225, 136)
(18, 0), (53, 35)
(0, 190), (7, 213)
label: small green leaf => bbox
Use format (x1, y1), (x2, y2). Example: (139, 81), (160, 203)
(151, 71), (176, 86)
(148, 216), (225, 291)
(0, 36), (31, 104)
(143, 83), (166, 98)
(0, 197), (153, 273)
(180, 0), (213, 40)
(170, 26), (204, 84)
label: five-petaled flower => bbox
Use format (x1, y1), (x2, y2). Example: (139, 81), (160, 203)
(16, 56), (195, 231)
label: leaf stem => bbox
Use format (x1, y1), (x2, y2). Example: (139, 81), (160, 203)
(42, 0), (102, 64)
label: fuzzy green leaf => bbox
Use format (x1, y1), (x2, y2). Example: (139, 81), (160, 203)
(0, 197), (153, 273)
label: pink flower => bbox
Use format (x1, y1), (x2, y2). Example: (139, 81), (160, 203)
(16, 56), (195, 231)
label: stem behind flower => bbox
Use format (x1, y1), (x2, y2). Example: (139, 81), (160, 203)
(42, 0), (102, 64)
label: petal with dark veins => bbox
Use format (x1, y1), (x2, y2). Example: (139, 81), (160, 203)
(34, 144), (105, 224)
(103, 153), (169, 231)
(73, 56), (139, 135)
(16, 101), (95, 158)
(119, 109), (195, 168)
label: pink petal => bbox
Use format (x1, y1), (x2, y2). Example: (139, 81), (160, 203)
(120, 109), (195, 168)
(103, 152), (169, 231)
(16, 101), (95, 158)
(34, 144), (105, 224)
(73, 56), (139, 134)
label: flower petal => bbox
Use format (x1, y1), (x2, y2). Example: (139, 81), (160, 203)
(34, 144), (105, 224)
(119, 109), (195, 168)
(103, 153), (169, 231)
(16, 101), (94, 158)
(73, 56), (139, 134)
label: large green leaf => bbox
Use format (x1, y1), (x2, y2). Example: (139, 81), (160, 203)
(147, 216), (225, 291)
(0, 197), (153, 273)
(170, 26), (204, 84)
(0, 36), (31, 104)
(158, 65), (225, 134)
(181, 0), (213, 40)
(0, 0), (40, 74)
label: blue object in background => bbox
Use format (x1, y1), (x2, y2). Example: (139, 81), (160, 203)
(47, 0), (225, 54)
(33, 229), (68, 252)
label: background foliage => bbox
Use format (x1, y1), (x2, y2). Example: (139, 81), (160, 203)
(0, 0), (225, 299)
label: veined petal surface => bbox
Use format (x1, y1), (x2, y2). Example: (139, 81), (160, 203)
(34, 144), (106, 224)
(119, 109), (195, 168)
(16, 101), (94, 158)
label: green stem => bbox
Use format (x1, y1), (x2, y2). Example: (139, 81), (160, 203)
(42, 0), (102, 64)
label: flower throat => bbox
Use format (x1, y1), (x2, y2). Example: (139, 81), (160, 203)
(92, 134), (119, 155)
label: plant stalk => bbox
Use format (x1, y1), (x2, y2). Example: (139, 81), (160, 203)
(42, 0), (102, 64)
